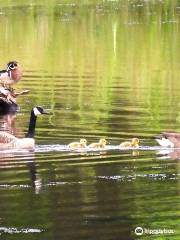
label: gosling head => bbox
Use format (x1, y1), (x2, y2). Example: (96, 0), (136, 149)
(131, 138), (139, 146)
(33, 106), (49, 116)
(99, 138), (107, 145)
(80, 138), (87, 145)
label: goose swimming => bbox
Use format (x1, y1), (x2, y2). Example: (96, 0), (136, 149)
(0, 106), (48, 150)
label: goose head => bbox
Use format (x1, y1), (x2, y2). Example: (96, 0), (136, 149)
(33, 106), (49, 116)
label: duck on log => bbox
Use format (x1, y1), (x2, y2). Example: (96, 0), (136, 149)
(0, 61), (29, 113)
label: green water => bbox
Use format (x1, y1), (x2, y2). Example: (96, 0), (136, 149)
(0, 1), (180, 239)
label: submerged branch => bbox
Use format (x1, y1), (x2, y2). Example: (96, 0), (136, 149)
(0, 87), (29, 104)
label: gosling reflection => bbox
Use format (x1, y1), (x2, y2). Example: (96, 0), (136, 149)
(132, 150), (140, 156)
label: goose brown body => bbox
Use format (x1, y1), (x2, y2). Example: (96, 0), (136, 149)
(0, 132), (34, 150)
(0, 106), (47, 151)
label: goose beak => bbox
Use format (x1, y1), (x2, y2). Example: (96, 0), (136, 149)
(42, 109), (50, 115)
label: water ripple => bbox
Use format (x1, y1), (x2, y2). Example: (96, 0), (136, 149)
(0, 227), (44, 235)
(97, 173), (180, 182)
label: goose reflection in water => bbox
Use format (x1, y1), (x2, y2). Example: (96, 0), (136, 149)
(28, 161), (42, 194)
(0, 111), (43, 194)
(0, 151), (42, 194)
(157, 149), (180, 160)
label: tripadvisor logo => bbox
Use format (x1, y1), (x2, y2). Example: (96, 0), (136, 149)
(134, 226), (175, 236)
(135, 227), (144, 236)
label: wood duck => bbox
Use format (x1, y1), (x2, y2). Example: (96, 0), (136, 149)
(0, 61), (22, 89)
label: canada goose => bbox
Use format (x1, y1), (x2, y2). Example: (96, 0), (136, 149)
(155, 132), (180, 148)
(68, 139), (87, 149)
(0, 61), (22, 89)
(0, 106), (48, 150)
(88, 138), (107, 148)
(119, 138), (139, 148)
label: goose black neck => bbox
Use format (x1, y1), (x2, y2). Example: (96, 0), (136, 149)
(26, 110), (37, 138)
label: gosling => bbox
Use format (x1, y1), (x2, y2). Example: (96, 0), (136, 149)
(68, 138), (87, 149)
(119, 138), (139, 148)
(88, 138), (107, 148)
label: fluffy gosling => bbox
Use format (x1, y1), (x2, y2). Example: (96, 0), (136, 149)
(88, 138), (107, 148)
(119, 138), (139, 148)
(68, 138), (87, 149)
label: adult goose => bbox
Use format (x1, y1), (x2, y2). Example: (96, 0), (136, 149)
(155, 132), (180, 148)
(0, 106), (48, 150)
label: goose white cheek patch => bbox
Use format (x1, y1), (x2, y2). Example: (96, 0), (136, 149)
(156, 137), (174, 148)
(33, 107), (41, 116)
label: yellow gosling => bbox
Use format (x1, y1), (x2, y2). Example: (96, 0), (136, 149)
(119, 138), (139, 148)
(88, 138), (107, 148)
(68, 138), (87, 149)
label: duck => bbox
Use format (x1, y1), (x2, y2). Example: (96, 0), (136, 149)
(0, 61), (22, 89)
(119, 138), (139, 148)
(155, 132), (180, 148)
(0, 106), (48, 150)
(68, 138), (87, 149)
(88, 138), (107, 148)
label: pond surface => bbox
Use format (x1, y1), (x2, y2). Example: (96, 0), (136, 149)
(0, 1), (180, 239)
